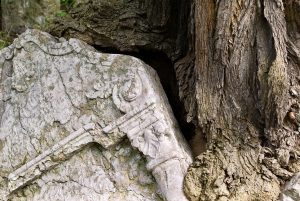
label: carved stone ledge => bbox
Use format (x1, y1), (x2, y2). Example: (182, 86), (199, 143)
(0, 29), (192, 201)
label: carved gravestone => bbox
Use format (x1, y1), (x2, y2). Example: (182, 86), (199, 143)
(0, 30), (192, 201)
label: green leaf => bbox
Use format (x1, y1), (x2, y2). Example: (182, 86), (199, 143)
(56, 10), (67, 17)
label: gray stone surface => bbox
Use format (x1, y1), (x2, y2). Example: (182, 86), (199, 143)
(0, 29), (192, 201)
(281, 173), (300, 201)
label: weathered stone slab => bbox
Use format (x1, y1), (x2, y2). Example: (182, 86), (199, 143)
(0, 29), (192, 201)
(281, 172), (300, 201)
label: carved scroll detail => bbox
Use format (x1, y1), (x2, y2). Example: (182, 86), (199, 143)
(8, 123), (96, 194)
(6, 103), (157, 196)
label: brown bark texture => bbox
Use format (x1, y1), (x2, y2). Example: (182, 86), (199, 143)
(184, 0), (300, 200)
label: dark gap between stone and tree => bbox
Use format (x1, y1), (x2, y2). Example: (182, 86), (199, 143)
(93, 45), (196, 145)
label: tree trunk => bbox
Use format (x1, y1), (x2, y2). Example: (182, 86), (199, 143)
(184, 0), (300, 200)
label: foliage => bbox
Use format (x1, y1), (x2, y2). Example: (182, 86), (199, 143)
(0, 32), (12, 50)
(56, 10), (67, 17)
(56, 0), (76, 17)
(61, 0), (76, 10)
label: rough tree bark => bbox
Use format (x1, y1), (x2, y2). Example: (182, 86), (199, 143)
(184, 0), (300, 200)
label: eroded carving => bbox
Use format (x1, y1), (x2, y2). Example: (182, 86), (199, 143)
(0, 29), (192, 201)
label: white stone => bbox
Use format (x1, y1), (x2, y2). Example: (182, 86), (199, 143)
(0, 29), (192, 201)
(280, 172), (300, 201)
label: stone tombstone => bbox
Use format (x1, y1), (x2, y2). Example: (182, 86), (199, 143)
(0, 30), (193, 201)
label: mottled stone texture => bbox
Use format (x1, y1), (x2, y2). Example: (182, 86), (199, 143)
(0, 29), (192, 201)
(281, 172), (300, 201)
(1, 0), (60, 36)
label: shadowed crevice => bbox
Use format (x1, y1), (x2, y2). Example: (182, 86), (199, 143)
(93, 45), (195, 144)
